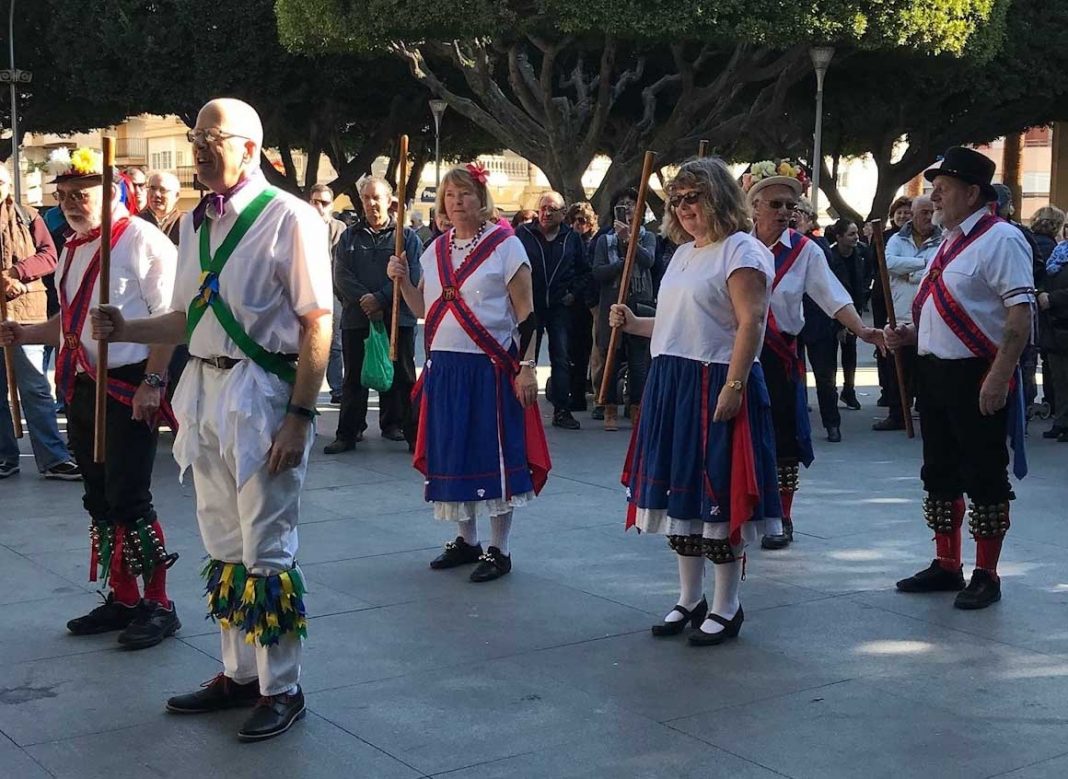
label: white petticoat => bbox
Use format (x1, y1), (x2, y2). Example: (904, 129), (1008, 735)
(633, 510), (781, 547)
(432, 491), (535, 522)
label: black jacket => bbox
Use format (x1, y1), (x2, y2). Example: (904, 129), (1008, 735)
(333, 219), (423, 329)
(516, 222), (589, 311)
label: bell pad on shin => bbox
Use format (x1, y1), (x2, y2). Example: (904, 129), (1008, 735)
(923, 495), (961, 534)
(777, 463), (800, 494)
(967, 502), (1010, 539)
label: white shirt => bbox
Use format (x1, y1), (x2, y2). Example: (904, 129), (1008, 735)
(172, 175), (333, 359)
(884, 223), (942, 324)
(419, 225), (529, 354)
(916, 209), (1035, 359)
(651, 233), (773, 364)
(58, 208), (176, 369)
(763, 229), (853, 335)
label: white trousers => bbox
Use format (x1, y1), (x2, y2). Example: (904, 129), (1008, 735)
(184, 364), (313, 695)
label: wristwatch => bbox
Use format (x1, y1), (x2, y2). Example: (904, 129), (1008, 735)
(725, 379), (745, 392)
(142, 372), (165, 389)
(519, 359), (537, 369)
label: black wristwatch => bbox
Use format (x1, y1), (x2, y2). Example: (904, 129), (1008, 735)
(286, 402), (319, 420)
(142, 372), (165, 389)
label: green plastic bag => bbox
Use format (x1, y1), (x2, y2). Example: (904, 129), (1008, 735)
(360, 320), (395, 392)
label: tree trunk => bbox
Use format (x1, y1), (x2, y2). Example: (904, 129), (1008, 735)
(405, 148), (429, 206)
(1002, 132), (1024, 215)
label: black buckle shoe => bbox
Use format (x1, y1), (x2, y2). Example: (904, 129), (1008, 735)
(761, 518), (793, 550)
(66, 592), (141, 635)
(651, 597), (708, 637)
(954, 569), (1001, 610)
(470, 546), (512, 582)
(117, 600), (181, 650)
(552, 410), (581, 430)
(166, 673), (261, 714)
(688, 606), (744, 646)
(237, 687), (306, 742)
(381, 427), (406, 442)
(430, 537), (484, 569)
(896, 559), (966, 593)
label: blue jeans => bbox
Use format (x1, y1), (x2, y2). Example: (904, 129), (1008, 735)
(534, 304), (572, 412)
(0, 344), (73, 471)
(327, 296), (344, 397)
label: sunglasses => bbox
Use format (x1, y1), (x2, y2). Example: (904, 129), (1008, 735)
(763, 199), (798, 212)
(668, 191), (702, 209)
(53, 190), (94, 204)
(311, 199), (332, 207)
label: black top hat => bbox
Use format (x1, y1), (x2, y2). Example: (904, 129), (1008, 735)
(924, 146), (997, 202)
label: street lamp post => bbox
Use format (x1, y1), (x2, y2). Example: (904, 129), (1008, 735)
(2, 0), (32, 204)
(429, 99), (448, 190)
(809, 46), (834, 218)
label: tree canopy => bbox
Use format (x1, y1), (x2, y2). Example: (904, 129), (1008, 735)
(276, 0), (1010, 213)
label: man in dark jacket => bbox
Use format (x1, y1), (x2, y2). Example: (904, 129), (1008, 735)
(327, 175), (422, 453)
(516, 191), (588, 429)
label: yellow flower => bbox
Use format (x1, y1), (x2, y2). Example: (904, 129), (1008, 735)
(69, 148), (102, 176)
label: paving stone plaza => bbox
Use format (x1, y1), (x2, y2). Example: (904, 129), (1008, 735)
(1, 364), (1066, 778)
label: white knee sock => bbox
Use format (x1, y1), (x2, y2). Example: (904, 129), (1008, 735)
(490, 512), (513, 555)
(457, 519), (479, 546)
(699, 559), (742, 634)
(665, 554), (705, 623)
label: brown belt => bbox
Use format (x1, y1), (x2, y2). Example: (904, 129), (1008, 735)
(195, 354), (297, 370)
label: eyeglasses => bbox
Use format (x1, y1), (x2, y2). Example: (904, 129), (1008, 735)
(762, 199), (798, 212)
(53, 190), (94, 204)
(147, 185), (177, 195)
(539, 205), (563, 215)
(668, 192), (703, 209)
(185, 128), (253, 145)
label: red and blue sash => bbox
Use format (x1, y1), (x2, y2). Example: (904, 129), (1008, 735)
(912, 214), (1027, 478)
(56, 220), (178, 430)
(412, 229), (550, 495)
(765, 230), (807, 379)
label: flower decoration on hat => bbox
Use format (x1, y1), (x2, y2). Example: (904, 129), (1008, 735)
(466, 161), (490, 186)
(47, 147), (104, 178)
(741, 158), (810, 194)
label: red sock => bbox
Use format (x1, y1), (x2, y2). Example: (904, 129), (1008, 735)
(976, 538), (1004, 577)
(109, 536), (141, 606)
(143, 521), (171, 608)
(935, 497), (965, 571)
(779, 491), (795, 521)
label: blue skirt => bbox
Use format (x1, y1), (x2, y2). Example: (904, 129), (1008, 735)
(415, 350), (535, 507)
(624, 356), (781, 536)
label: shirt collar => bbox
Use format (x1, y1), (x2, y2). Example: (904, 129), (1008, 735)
(192, 167), (265, 230)
(958, 208), (990, 236)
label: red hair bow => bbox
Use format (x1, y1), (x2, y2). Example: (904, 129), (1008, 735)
(466, 162), (489, 186)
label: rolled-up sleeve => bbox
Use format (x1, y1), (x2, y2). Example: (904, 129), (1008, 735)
(136, 227), (178, 316)
(985, 228), (1036, 308)
(803, 243), (853, 317)
(287, 210), (333, 316)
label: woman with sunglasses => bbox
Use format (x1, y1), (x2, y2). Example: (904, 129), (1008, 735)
(609, 157), (780, 646)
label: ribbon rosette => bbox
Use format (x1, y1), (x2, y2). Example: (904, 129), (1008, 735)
(197, 271), (220, 307)
(466, 162), (490, 186)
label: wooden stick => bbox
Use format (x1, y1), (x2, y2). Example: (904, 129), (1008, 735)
(93, 137), (115, 463)
(597, 150), (657, 406)
(869, 220), (915, 439)
(389, 134), (409, 362)
(0, 277), (22, 439)
(698, 140), (710, 157)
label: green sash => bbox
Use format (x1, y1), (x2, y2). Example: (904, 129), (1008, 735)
(186, 187), (297, 384)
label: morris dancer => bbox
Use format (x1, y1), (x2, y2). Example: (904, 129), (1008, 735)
(613, 157), (780, 645)
(0, 147), (180, 648)
(388, 163), (550, 582)
(889, 147), (1033, 610)
(91, 98), (332, 740)
(745, 161), (883, 549)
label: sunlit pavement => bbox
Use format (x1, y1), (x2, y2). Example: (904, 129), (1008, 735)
(0, 358), (1065, 778)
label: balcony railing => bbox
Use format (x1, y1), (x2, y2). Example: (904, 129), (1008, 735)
(176, 165), (205, 192)
(116, 137), (147, 161)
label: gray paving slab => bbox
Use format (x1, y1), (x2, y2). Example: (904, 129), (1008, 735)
(24, 711), (424, 779)
(0, 375), (1065, 777)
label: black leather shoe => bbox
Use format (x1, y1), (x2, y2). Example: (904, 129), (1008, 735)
(429, 537), (483, 569)
(117, 600), (180, 650)
(552, 409), (581, 430)
(591, 406), (605, 421)
(166, 673), (260, 714)
(651, 597), (708, 637)
(688, 606), (744, 646)
(470, 546), (512, 582)
(67, 593), (141, 635)
(761, 518), (793, 550)
(840, 390), (861, 410)
(826, 426), (842, 443)
(954, 569), (1001, 610)
(896, 559), (965, 593)
(381, 427), (406, 442)
(324, 438), (356, 454)
(237, 687), (306, 742)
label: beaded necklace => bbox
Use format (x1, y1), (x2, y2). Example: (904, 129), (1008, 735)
(449, 221), (489, 263)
